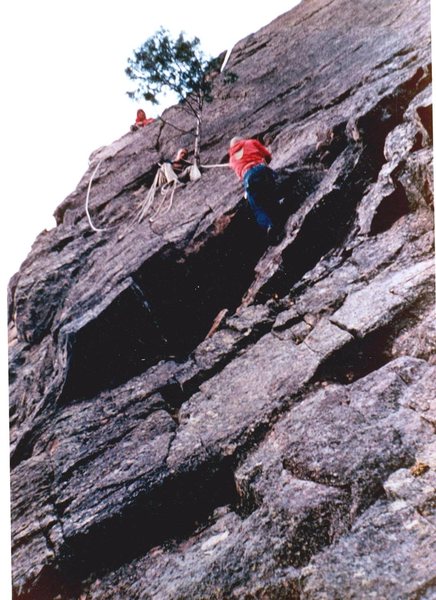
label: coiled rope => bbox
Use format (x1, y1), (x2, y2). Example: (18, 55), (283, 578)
(85, 159), (230, 231)
(149, 181), (179, 222)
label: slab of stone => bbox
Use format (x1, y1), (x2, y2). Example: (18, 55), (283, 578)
(301, 500), (436, 600)
(331, 259), (434, 336)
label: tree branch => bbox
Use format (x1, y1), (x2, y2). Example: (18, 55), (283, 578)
(157, 116), (192, 135)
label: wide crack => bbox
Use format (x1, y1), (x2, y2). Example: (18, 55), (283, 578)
(17, 278), (432, 599)
(59, 66), (430, 404)
(16, 458), (239, 600)
(369, 180), (410, 235)
(253, 66), (431, 303)
(60, 206), (267, 402)
(315, 293), (434, 385)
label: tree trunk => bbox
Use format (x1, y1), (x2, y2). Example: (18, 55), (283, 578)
(194, 115), (201, 167)
(193, 94), (203, 167)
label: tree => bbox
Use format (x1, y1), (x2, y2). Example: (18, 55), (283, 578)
(126, 28), (223, 166)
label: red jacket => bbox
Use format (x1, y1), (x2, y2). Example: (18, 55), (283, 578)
(229, 139), (272, 179)
(135, 110), (154, 127)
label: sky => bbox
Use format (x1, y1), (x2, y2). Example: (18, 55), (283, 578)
(1, 1), (301, 591)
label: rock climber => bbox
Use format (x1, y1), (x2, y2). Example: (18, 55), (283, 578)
(130, 109), (155, 131)
(229, 136), (283, 243)
(156, 148), (201, 187)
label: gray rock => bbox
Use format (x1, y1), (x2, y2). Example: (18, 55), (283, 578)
(301, 500), (436, 600)
(331, 259), (434, 337)
(8, 0), (434, 598)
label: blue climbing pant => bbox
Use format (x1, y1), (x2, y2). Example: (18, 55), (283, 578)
(243, 164), (278, 230)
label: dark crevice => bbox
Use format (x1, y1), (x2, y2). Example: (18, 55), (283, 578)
(315, 293), (433, 386)
(257, 169), (363, 302)
(16, 459), (239, 600)
(275, 164), (326, 215)
(60, 207), (268, 402)
(308, 122), (348, 168)
(59, 285), (169, 403)
(254, 67), (431, 303)
(369, 181), (410, 235)
(314, 324), (398, 385)
(355, 66), (428, 141)
(69, 266), (81, 280)
(416, 104), (433, 142)
(133, 208), (267, 360)
(50, 236), (76, 253)
(371, 47), (417, 73)
(411, 130), (424, 152)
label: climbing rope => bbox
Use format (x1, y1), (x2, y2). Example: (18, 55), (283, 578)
(137, 162), (230, 223)
(150, 181), (179, 222)
(137, 169), (161, 223)
(85, 159), (105, 232)
(84, 159), (118, 233)
(136, 167), (180, 223)
(86, 159), (230, 232)
(201, 163), (230, 169)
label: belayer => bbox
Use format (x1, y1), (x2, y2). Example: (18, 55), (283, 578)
(136, 148), (201, 223)
(156, 148), (201, 187)
(131, 109), (155, 131)
(229, 136), (283, 243)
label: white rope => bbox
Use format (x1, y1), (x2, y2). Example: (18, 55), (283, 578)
(137, 170), (160, 223)
(158, 181), (178, 217)
(220, 46), (234, 72)
(87, 160), (231, 232)
(150, 181), (179, 222)
(85, 159), (107, 232)
(201, 163), (230, 169)
(149, 183), (171, 222)
(138, 162), (230, 224)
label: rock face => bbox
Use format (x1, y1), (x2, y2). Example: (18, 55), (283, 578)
(8, 0), (434, 598)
